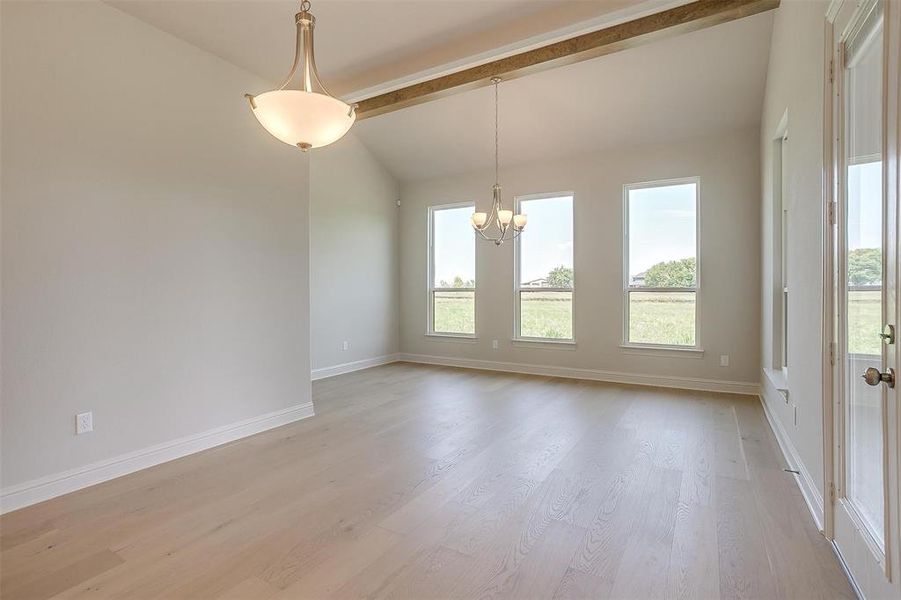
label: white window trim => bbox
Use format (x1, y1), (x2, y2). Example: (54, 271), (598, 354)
(427, 202), (476, 338)
(513, 191), (576, 343)
(619, 344), (705, 358)
(772, 111), (790, 376)
(622, 176), (701, 351)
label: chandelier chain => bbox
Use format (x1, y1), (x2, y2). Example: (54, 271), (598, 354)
(494, 79), (499, 184)
(300, 0), (311, 11)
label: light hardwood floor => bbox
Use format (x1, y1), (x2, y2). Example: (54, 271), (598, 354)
(1, 363), (854, 599)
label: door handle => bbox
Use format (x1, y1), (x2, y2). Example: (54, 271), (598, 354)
(862, 367), (895, 388)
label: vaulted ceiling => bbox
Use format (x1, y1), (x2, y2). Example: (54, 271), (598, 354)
(108, 0), (653, 96)
(353, 11), (773, 180)
(108, 0), (774, 181)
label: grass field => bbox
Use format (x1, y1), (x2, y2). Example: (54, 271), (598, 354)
(433, 291), (475, 335)
(434, 291), (694, 343)
(628, 292), (695, 346)
(520, 292), (573, 339)
(433, 289), (883, 353)
(848, 290), (881, 356)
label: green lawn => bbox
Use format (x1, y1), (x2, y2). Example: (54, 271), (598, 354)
(848, 290), (881, 356)
(433, 291), (475, 335)
(520, 291), (572, 339)
(432, 289), (883, 352)
(434, 291), (694, 343)
(627, 292), (696, 346)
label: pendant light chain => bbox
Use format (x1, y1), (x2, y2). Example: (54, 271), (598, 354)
(495, 78), (499, 186)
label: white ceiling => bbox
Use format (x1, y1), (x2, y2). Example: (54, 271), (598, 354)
(108, 0), (774, 182)
(107, 0), (648, 96)
(355, 11), (774, 181)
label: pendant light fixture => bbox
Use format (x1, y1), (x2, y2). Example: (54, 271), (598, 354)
(245, 0), (355, 151)
(471, 77), (526, 245)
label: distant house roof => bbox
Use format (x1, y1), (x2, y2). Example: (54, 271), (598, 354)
(523, 277), (548, 287)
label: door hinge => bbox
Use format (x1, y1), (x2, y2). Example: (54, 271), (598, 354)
(829, 58), (834, 84)
(829, 341), (836, 366)
(827, 201), (837, 226)
(829, 481), (836, 504)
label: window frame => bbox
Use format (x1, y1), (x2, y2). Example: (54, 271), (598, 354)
(773, 117), (790, 374)
(622, 176), (701, 350)
(427, 201), (477, 338)
(513, 191), (576, 344)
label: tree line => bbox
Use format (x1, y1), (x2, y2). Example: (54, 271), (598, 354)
(441, 248), (881, 291)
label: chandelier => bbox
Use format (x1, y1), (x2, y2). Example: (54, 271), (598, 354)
(471, 77), (527, 245)
(245, 0), (355, 151)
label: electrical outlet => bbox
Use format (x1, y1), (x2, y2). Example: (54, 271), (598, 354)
(341, 341), (349, 351)
(492, 339), (499, 350)
(76, 412), (93, 435)
(719, 354), (730, 367)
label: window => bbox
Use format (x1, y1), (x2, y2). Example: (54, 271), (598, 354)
(428, 203), (475, 336)
(846, 159), (883, 358)
(515, 193), (574, 340)
(776, 131), (789, 370)
(624, 179), (699, 347)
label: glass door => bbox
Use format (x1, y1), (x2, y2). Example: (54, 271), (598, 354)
(831, 1), (899, 596)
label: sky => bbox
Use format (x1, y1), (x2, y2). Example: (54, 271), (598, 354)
(519, 196), (573, 283)
(628, 183), (696, 279)
(433, 205), (475, 285)
(847, 160), (882, 251)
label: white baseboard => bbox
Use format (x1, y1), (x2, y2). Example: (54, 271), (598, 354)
(758, 379), (825, 531)
(0, 401), (315, 515)
(311, 353), (400, 381)
(397, 353), (760, 395)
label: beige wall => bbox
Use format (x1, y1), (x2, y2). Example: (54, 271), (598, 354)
(759, 0), (828, 504)
(399, 128), (761, 386)
(310, 135), (399, 372)
(1, 1), (311, 489)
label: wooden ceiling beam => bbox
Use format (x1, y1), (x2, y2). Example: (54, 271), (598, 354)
(354, 0), (779, 120)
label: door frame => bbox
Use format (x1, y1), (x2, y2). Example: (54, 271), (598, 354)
(824, 0), (901, 596)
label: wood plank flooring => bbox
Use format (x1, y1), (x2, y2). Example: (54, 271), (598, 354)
(0, 363), (855, 599)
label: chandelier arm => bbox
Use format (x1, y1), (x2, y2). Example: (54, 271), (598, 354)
(304, 24), (334, 97)
(277, 20), (304, 90)
(278, 1), (335, 97)
(480, 196), (499, 232)
(487, 224), (508, 244)
(299, 16), (316, 92)
(475, 227), (498, 242)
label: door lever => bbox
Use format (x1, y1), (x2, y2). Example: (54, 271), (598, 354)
(862, 367), (895, 388)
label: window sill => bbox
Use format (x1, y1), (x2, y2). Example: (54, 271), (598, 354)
(619, 344), (705, 358)
(763, 367), (789, 398)
(512, 338), (577, 350)
(425, 333), (478, 342)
